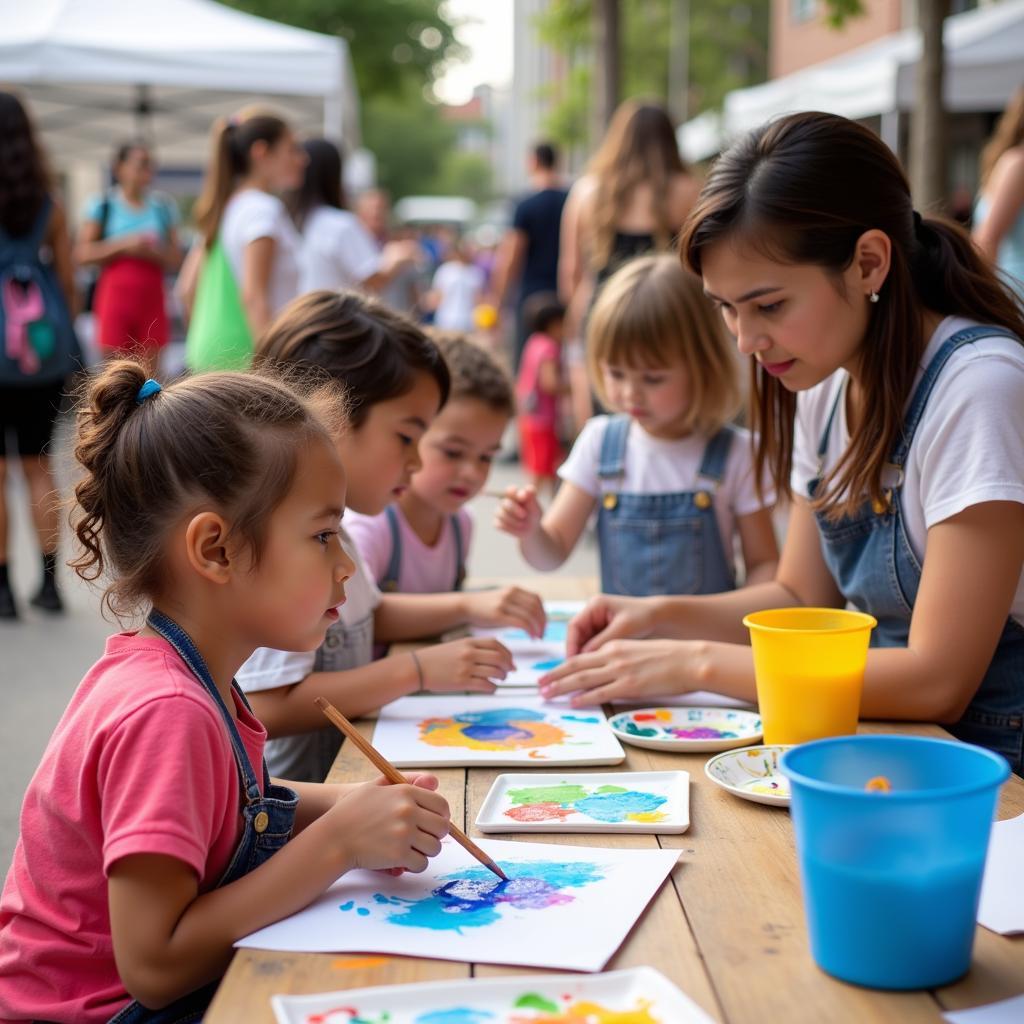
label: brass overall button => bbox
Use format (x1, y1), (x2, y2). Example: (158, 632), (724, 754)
(695, 490), (712, 510)
(602, 493), (618, 510)
(254, 811), (270, 834)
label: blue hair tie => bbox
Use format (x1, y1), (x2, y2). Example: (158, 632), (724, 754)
(136, 379), (162, 404)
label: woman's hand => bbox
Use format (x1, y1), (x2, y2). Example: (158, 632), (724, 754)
(462, 586), (546, 638)
(539, 639), (696, 707)
(565, 594), (662, 655)
(415, 637), (513, 694)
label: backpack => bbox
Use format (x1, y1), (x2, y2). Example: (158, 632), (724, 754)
(184, 238), (253, 372)
(0, 197), (81, 387)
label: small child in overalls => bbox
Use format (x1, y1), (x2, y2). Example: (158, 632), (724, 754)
(0, 362), (451, 1021)
(497, 254), (778, 596)
(239, 294), (543, 783)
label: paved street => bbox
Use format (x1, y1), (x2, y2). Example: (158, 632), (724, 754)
(0, 418), (596, 872)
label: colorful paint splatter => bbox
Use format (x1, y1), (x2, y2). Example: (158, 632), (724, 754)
(620, 709), (737, 741)
(503, 783), (667, 824)
(338, 861), (604, 934)
(419, 709), (569, 752)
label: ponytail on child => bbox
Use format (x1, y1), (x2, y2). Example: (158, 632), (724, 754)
(682, 110), (1024, 521)
(71, 360), (344, 620)
(193, 110), (289, 248)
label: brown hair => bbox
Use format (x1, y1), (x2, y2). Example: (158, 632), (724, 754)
(193, 108), (290, 248)
(71, 360), (344, 620)
(587, 254), (740, 436)
(682, 111), (1024, 520)
(428, 331), (514, 416)
(257, 290), (450, 429)
(588, 99), (687, 270)
(0, 90), (50, 238)
(980, 86), (1024, 186)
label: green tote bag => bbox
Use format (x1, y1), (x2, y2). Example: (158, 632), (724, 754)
(185, 239), (254, 372)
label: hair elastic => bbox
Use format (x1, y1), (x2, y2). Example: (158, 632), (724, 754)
(136, 379), (162, 404)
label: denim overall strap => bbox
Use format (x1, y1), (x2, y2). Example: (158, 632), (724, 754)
(381, 505), (402, 593)
(811, 325), (1024, 774)
(106, 612), (300, 1023)
(595, 417), (736, 597)
(451, 514), (466, 592)
(696, 425), (735, 486)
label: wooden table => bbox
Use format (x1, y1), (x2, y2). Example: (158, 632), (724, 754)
(208, 579), (1024, 1022)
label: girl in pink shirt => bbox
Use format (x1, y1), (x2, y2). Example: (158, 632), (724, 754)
(0, 363), (451, 1022)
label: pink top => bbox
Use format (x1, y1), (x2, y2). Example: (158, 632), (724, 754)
(345, 505), (473, 594)
(0, 633), (267, 1023)
(516, 332), (561, 429)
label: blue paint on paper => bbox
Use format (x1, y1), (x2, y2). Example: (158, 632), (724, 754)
(532, 657), (564, 671)
(415, 1010), (496, 1024)
(574, 790), (668, 823)
(560, 714), (600, 723)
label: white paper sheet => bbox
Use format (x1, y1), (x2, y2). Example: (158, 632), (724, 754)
(239, 837), (679, 973)
(372, 694), (625, 767)
(943, 994), (1024, 1024)
(977, 812), (1024, 934)
(474, 601), (584, 687)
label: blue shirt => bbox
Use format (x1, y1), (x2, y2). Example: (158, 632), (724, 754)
(82, 189), (179, 242)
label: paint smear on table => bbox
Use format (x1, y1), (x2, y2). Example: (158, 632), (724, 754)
(419, 708), (569, 752)
(303, 993), (661, 1023)
(337, 861), (604, 934)
(503, 782), (668, 824)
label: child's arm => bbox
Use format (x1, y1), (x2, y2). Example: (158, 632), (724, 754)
(283, 772), (436, 833)
(494, 482), (596, 571)
(536, 357), (564, 395)
(107, 775), (449, 1008)
(247, 638), (514, 736)
(374, 586), (546, 641)
(736, 507), (780, 586)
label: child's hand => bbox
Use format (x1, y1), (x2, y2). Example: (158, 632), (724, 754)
(494, 485), (543, 538)
(463, 586), (546, 638)
(328, 778), (450, 873)
(415, 637), (513, 693)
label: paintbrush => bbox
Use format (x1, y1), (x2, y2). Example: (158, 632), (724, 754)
(314, 696), (509, 882)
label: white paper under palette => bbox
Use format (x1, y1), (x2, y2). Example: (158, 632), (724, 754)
(476, 770), (690, 834)
(272, 966), (715, 1024)
(239, 837), (679, 973)
(372, 694), (625, 767)
(474, 600), (583, 688)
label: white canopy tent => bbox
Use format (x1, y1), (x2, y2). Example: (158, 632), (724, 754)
(0, 0), (359, 167)
(679, 0), (1024, 162)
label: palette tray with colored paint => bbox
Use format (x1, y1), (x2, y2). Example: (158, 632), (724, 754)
(475, 771), (690, 834)
(373, 694), (626, 767)
(271, 965), (715, 1024)
(610, 707), (763, 753)
(704, 745), (793, 807)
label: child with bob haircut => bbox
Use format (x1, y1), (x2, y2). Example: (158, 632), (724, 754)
(239, 293), (541, 784)
(346, 332), (537, 606)
(497, 253), (778, 597)
(0, 363), (451, 1021)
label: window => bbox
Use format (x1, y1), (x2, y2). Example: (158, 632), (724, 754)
(791, 0), (817, 23)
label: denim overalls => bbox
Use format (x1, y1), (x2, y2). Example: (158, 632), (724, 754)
(810, 326), (1024, 775)
(380, 504), (466, 593)
(107, 611), (298, 1023)
(596, 415), (737, 596)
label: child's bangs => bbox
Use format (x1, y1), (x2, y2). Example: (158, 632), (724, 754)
(594, 301), (683, 371)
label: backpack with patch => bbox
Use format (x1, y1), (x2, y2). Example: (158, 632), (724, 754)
(0, 197), (81, 386)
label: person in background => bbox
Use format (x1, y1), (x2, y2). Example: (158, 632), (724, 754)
(75, 140), (181, 376)
(974, 85), (1024, 299)
(427, 238), (486, 332)
(179, 109), (305, 371)
(356, 187), (423, 316)
(515, 293), (567, 496)
(288, 139), (418, 295)
(0, 90), (79, 619)
(490, 142), (568, 369)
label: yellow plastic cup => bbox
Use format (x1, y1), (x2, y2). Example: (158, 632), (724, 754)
(743, 608), (877, 745)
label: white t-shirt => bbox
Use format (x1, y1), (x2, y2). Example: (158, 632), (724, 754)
(791, 316), (1024, 625)
(299, 205), (381, 293)
(237, 527), (381, 693)
(219, 189), (301, 317)
(559, 415), (774, 553)
(432, 260), (485, 330)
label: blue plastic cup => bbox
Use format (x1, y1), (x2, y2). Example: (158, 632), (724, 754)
(781, 735), (1009, 989)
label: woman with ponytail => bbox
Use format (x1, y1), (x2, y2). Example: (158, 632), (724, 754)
(182, 109), (306, 371)
(538, 112), (1024, 775)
